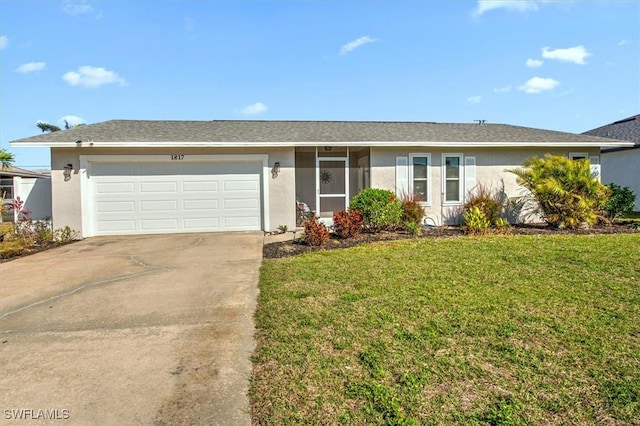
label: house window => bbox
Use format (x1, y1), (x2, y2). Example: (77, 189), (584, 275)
(0, 178), (13, 200)
(569, 153), (601, 181)
(443, 154), (463, 204)
(569, 152), (588, 160)
(409, 154), (431, 203)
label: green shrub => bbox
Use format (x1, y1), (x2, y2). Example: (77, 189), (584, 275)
(507, 154), (610, 229)
(464, 184), (503, 225)
(32, 219), (53, 244)
(494, 217), (512, 234)
(604, 183), (636, 220)
(350, 188), (403, 232)
(403, 221), (421, 237)
(53, 226), (76, 244)
(303, 216), (330, 246)
(463, 206), (490, 235)
(332, 209), (364, 239)
(401, 193), (424, 227)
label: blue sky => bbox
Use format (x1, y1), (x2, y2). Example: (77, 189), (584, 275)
(1, 0), (638, 169)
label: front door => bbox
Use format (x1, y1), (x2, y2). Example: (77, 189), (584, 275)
(317, 158), (348, 224)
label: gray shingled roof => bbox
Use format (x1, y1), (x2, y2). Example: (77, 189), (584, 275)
(11, 119), (629, 145)
(582, 115), (640, 151)
(0, 165), (49, 178)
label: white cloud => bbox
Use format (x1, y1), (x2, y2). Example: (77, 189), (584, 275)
(618, 38), (629, 46)
(493, 86), (511, 93)
(474, 0), (542, 16)
(241, 102), (267, 115)
(518, 77), (560, 94)
(62, 66), (126, 88)
(0, 35), (8, 50)
(526, 58), (543, 68)
(60, 115), (85, 126)
(339, 36), (377, 56)
(62, 0), (94, 15)
(542, 45), (591, 64)
(16, 62), (46, 73)
(62, 1), (103, 18)
(467, 96), (481, 104)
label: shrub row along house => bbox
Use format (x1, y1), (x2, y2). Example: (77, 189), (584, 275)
(11, 120), (632, 238)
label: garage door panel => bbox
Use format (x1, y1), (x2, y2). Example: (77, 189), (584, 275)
(97, 220), (136, 232)
(140, 181), (178, 193)
(140, 200), (178, 212)
(224, 198), (259, 209)
(141, 218), (179, 231)
(96, 182), (135, 194)
(97, 201), (135, 213)
(224, 179), (259, 191)
(183, 199), (219, 210)
(90, 160), (262, 235)
(183, 218), (220, 229)
(224, 216), (260, 228)
(183, 181), (219, 192)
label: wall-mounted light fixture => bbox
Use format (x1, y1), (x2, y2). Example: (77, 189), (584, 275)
(63, 163), (73, 181)
(272, 162), (281, 179)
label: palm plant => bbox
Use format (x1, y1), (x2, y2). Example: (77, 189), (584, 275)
(36, 121), (61, 133)
(0, 148), (14, 168)
(507, 154), (610, 229)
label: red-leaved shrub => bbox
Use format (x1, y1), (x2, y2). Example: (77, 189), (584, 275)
(332, 209), (364, 239)
(303, 216), (330, 246)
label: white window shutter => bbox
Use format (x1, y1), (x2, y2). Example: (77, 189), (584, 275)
(396, 156), (409, 196)
(589, 156), (601, 181)
(464, 156), (476, 200)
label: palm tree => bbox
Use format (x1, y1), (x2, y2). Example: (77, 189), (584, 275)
(36, 121), (61, 133)
(0, 148), (14, 168)
(507, 154), (610, 228)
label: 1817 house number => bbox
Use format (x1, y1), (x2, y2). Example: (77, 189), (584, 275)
(171, 154), (185, 160)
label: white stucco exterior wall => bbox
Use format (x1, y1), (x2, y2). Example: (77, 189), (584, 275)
(601, 148), (640, 211)
(13, 176), (52, 221)
(51, 145), (605, 236)
(370, 147), (600, 225)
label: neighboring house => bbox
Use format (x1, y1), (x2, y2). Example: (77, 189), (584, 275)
(0, 165), (52, 222)
(11, 120), (632, 238)
(583, 114), (640, 210)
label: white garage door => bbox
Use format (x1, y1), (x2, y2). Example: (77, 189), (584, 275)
(90, 161), (262, 235)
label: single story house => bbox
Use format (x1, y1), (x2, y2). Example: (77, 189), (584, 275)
(0, 165), (52, 222)
(583, 114), (640, 211)
(11, 120), (632, 238)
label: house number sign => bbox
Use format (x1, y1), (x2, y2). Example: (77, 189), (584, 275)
(170, 154), (185, 160)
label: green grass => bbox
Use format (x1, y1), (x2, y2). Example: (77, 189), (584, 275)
(622, 212), (640, 219)
(252, 235), (640, 425)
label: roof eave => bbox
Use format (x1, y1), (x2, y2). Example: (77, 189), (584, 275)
(11, 140), (635, 148)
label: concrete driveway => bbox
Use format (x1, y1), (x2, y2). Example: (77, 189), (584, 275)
(0, 232), (263, 425)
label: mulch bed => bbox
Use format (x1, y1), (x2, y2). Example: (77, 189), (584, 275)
(263, 222), (640, 259)
(0, 241), (75, 263)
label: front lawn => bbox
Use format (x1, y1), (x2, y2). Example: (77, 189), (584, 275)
(252, 234), (640, 424)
